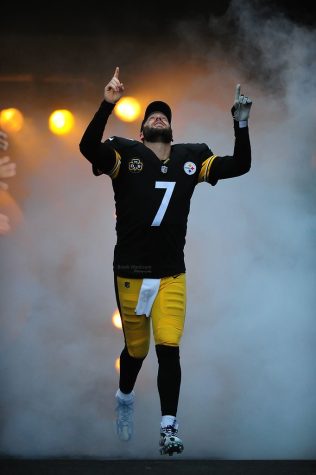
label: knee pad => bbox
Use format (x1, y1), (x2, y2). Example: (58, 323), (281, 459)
(126, 335), (150, 358)
(126, 342), (149, 359)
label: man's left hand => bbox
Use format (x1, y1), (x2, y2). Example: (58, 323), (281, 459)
(232, 84), (252, 121)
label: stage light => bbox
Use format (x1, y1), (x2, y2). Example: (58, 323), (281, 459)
(115, 357), (120, 374)
(114, 97), (141, 122)
(112, 309), (122, 330)
(0, 108), (24, 132)
(49, 109), (74, 135)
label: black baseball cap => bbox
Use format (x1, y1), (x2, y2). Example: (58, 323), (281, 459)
(140, 101), (172, 131)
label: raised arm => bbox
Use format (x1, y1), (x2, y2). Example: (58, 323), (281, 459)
(79, 67), (124, 175)
(208, 84), (252, 186)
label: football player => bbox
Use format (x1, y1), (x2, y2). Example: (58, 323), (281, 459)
(79, 67), (252, 455)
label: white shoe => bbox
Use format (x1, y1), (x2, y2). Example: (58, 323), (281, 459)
(115, 390), (134, 442)
(159, 422), (184, 456)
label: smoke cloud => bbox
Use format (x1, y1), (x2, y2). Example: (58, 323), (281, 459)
(0, 0), (315, 459)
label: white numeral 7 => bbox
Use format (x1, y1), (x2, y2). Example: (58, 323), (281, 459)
(151, 181), (176, 227)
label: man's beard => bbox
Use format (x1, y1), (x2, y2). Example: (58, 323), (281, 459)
(142, 125), (173, 143)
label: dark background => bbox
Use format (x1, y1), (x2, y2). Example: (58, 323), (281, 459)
(1, 0), (315, 112)
(1, 0), (315, 37)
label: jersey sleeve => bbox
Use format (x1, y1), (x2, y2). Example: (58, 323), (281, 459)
(94, 143), (122, 179)
(198, 153), (218, 183)
(206, 122), (251, 186)
(79, 100), (121, 178)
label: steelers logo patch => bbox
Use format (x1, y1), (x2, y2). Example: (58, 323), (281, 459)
(184, 162), (196, 175)
(128, 157), (143, 173)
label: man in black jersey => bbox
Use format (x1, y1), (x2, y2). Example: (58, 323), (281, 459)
(79, 67), (252, 455)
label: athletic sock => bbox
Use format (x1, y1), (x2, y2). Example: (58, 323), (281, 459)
(161, 415), (177, 428)
(116, 388), (135, 404)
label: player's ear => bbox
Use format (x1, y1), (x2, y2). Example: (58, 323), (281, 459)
(140, 131), (144, 141)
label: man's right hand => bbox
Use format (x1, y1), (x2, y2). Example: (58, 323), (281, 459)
(104, 67), (124, 104)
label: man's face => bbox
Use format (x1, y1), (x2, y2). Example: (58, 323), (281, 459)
(141, 112), (173, 143)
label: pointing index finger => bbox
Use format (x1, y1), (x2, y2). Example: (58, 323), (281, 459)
(114, 66), (120, 79)
(234, 84), (241, 105)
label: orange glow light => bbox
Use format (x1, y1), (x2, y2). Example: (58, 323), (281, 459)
(114, 97), (141, 122)
(115, 357), (120, 373)
(112, 309), (122, 329)
(0, 108), (24, 132)
(49, 109), (74, 135)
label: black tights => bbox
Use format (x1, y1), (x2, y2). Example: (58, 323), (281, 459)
(156, 344), (181, 416)
(119, 346), (144, 394)
(119, 344), (181, 416)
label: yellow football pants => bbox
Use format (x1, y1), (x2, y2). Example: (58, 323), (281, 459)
(115, 273), (186, 358)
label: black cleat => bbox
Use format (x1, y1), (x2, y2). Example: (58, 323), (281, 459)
(159, 424), (184, 456)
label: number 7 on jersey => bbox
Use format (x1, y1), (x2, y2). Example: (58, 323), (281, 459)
(151, 181), (176, 227)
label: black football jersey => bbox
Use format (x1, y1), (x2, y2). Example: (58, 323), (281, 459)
(79, 100), (251, 279)
(104, 136), (216, 278)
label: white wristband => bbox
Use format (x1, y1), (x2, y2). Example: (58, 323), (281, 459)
(239, 120), (248, 128)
